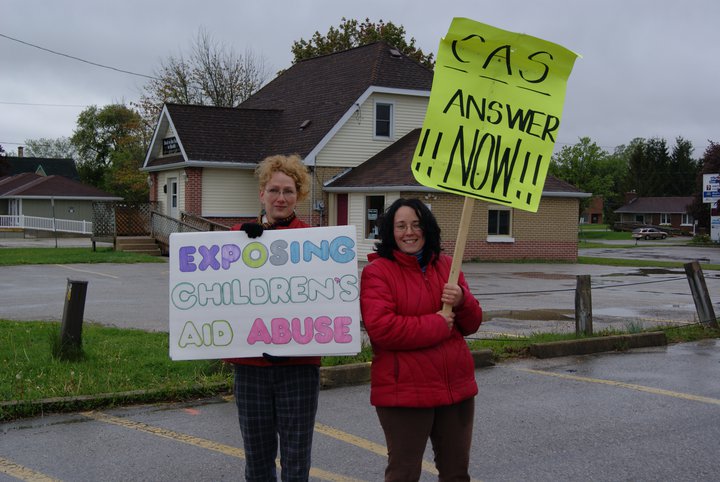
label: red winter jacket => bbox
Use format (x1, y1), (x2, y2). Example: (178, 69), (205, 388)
(360, 250), (482, 408)
(225, 217), (321, 368)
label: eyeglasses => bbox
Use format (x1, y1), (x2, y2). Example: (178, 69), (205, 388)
(265, 188), (297, 199)
(394, 222), (422, 233)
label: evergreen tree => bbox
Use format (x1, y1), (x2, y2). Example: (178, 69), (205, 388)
(668, 137), (698, 195)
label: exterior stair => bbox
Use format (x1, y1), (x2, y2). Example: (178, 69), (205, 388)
(115, 236), (162, 256)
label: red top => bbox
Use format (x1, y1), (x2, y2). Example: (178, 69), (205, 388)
(360, 250), (482, 407)
(225, 217), (321, 367)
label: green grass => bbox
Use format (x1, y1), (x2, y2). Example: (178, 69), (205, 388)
(0, 319), (375, 420)
(468, 323), (720, 360)
(578, 229), (632, 241)
(1, 320), (232, 420)
(578, 241), (638, 248)
(4, 318), (719, 420)
(0, 247), (166, 266)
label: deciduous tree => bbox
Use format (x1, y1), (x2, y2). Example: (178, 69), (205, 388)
(24, 137), (77, 160)
(549, 137), (624, 219)
(70, 104), (146, 201)
(135, 28), (269, 136)
(291, 18), (435, 68)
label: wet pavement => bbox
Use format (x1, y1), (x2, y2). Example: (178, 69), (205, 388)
(2, 340), (720, 481)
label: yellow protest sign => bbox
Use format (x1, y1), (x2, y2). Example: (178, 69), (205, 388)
(412, 18), (579, 212)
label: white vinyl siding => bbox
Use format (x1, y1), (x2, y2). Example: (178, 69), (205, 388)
(315, 94), (428, 168)
(202, 168), (258, 217)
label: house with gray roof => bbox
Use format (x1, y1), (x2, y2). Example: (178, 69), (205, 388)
(0, 172), (121, 234)
(615, 194), (695, 233)
(142, 42), (589, 261)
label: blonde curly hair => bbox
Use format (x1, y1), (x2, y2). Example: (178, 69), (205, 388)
(256, 154), (310, 201)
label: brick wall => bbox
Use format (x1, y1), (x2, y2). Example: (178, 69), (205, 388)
(184, 167), (202, 215)
(149, 173), (158, 202)
(401, 191), (579, 262)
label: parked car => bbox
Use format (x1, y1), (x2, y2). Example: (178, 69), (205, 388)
(632, 227), (667, 240)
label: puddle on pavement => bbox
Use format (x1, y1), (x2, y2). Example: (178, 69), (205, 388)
(603, 268), (685, 277)
(484, 309), (574, 321)
(593, 307), (641, 317)
(513, 272), (577, 280)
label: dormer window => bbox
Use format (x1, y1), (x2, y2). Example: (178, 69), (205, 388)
(375, 102), (393, 139)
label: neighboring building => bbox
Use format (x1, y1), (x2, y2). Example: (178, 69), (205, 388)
(614, 194), (695, 232)
(142, 42), (589, 261)
(0, 172), (121, 225)
(4, 155), (80, 181)
(580, 196), (604, 224)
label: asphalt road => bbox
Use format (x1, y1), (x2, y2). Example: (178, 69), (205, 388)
(2, 340), (720, 481)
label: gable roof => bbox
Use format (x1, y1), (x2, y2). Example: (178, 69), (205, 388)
(615, 196), (693, 214)
(4, 156), (79, 180)
(0, 172), (121, 200)
(324, 128), (589, 198)
(144, 42), (433, 170)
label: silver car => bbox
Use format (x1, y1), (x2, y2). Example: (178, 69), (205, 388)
(632, 227), (667, 240)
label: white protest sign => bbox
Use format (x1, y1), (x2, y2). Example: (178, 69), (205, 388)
(168, 226), (361, 360)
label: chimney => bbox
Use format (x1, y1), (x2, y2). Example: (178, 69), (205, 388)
(17, 146), (24, 157)
(624, 191), (638, 204)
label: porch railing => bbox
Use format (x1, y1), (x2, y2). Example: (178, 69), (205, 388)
(0, 215), (93, 235)
(150, 211), (229, 253)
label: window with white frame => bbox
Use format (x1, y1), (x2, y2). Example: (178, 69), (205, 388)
(488, 208), (511, 236)
(681, 213), (693, 226)
(660, 213), (671, 225)
(375, 102), (393, 138)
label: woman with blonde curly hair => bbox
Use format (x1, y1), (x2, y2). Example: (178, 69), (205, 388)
(228, 153), (319, 481)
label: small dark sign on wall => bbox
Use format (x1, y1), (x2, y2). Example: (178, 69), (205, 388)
(163, 137), (180, 155)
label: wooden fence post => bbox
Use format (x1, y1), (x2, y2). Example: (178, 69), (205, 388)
(575, 275), (593, 335)
(684, 261), (719, 329)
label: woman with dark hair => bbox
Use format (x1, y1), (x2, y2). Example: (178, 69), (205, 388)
(360, 198), (483, 481)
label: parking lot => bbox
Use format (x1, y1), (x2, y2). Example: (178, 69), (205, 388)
(2, 237), (719, 480)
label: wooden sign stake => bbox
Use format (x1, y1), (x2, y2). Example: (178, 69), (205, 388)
(442, 196), (475, 314)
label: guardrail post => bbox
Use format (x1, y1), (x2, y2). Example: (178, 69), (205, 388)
(575, 275), (593, 335)
(684, 261), (719, 329)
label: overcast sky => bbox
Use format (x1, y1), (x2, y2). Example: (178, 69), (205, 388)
(2, 0), (718, 158)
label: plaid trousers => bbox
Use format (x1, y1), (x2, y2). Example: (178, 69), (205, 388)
(233, 364), (320, 481)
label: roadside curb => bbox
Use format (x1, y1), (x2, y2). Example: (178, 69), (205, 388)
(529, 332), (668, 359)
(2, 339), (669, 420)
(319, 349), (496, 389)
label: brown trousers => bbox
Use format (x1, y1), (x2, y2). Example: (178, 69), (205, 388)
(375, 397), (475, 482)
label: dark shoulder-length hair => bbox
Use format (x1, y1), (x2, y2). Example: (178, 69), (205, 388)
(374, 198), (442, 265)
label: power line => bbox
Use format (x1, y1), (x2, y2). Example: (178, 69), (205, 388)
(0, 101), (89, 108)
(0, 32), (158, 80)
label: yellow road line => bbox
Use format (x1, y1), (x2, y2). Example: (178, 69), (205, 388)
(0, 456), (61, 482)
(315, 422), (438, 476)
(55, 264), (119, 279)
(513, 367), (720, 406)
(314, 422), (482, 482)
(81, 411), (363, 482)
